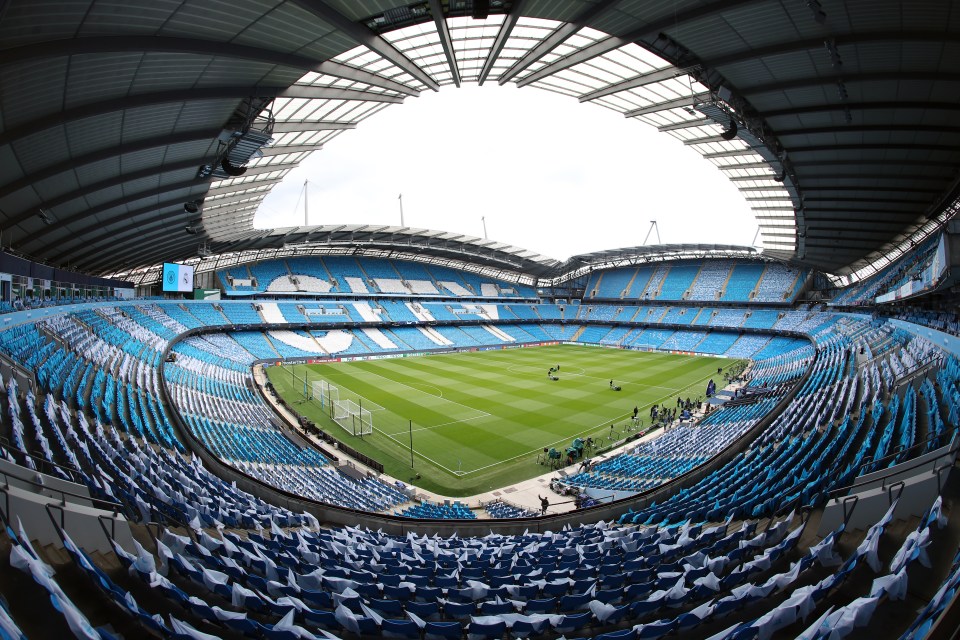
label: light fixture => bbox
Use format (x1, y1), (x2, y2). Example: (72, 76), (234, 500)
(824, 38), (842, 68)
(806, 0), (826, 24)
(221, 158), (247, 177)
(720, 117), (738, 140)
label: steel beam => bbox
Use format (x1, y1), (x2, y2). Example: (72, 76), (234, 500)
(764, 101), (960, 119)
(271, 121), (357, 133)
(683, 134), (729, 145)
(41, 195), (192, 262)
(258, 144), (322, 157)
(478, 0), (528, 85)
(206, 178), (285, 198)
(0, 85), (399, 149)
(500, 0), (762, 84)
(0, 129), (218, 199)
(579, 66), (687, 102)
(517, 34), (632, 88)
(428, 0), (461, 87)
(280, 85), (404, 102)
(743, 71), (960, 96)
(293, 0), (439, 91)
(3, 158), (214, 229)
(19, 178), (208, 248)
(709, 32), (960, 71)
(216, 162), (300, 179)
(703, 148), (763, 159)
(657, 118), (713, 132)
(0, 37), (420, 96)
(624, 94), (710, 118)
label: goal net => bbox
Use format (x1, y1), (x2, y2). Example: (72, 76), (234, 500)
(312, 380), (338, 408)
(333, 399), (374, 436)
(310, 379), (374, 436)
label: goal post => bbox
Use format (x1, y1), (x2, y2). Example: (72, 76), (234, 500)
(311, 380), (338, 410)
(307, 377), (376, 437)
(333, 399), (374, 437)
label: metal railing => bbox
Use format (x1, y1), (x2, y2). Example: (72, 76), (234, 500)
(0, 433), (87, 485)
(828, 435), (958, 502)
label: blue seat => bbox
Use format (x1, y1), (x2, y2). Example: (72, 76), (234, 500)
(604, 604), (631, 625)
(406, 600), (441, 620)
(223, 616), (264, 638)
(262, 626), (301, 640)
(510, 619), (548, 639)
(594, 588), (621, 605)
(301, 608), (340, 630)
(630, 598), (662, 619)
(559, 592), (593, 612)
(355, 616), (381, 635)
(370, 599), (406, 616)
(424, 621), (463, 640)
(523, 597), (556, 614)
(300, 589), (332, 609)
(415, 586), (443, 602)
(479, 601), (513, 615)
(713, 597), (740, 619)
(635, 619), (676, 640)
(467, 619), (506, 640)
(444, 601), (475, 619)
(382, 619), (422, 639)
(553, 611), (592, 634)
(594, 629), (637, 640)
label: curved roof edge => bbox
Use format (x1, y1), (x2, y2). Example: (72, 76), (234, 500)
(545, 244), (767, 285)
(110, 225), (562, 286)
(114, 234), (797, 288)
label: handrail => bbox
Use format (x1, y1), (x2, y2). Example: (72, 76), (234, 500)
(135, 489), (196, 539)
(886, 480), (905, 506)
(829, 434), (959, 499)
(840, 495), (859, 528)
(0, 467), (124, 513)
(46, 501), (66, 533)
(0, 433), (88, 485)
(0, 486), (9, 525)
(855, 426), (958, 477)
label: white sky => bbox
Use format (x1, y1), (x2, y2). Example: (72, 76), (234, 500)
(254, 83), (760, 261)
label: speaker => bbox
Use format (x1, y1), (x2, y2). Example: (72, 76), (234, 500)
(720, 117), (738, 140)
(472, 0), (489, 19)
(221, 158), (247, 176)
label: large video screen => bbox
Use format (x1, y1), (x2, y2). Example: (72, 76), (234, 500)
(162, 263), (194, 293)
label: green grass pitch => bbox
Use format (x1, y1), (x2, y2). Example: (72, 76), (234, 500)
(266, 344), (740, 497)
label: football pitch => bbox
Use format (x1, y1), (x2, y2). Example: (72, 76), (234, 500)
(266, 344), (740, 496)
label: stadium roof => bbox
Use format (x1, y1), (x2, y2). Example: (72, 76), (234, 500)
(114, 224), (563, 285)
(0, 0), (957, 282)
